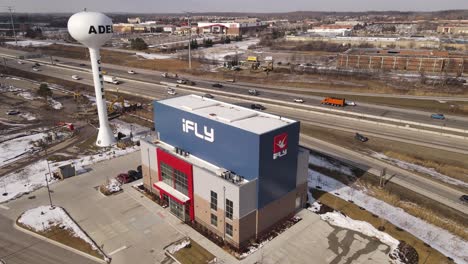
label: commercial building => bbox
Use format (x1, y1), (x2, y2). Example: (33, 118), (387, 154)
(307, 24), (353, 37)
(437, 25), (468, 35)
(140, 95), (308, 249)
(197, 19), (268, 36)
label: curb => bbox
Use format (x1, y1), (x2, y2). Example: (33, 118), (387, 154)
(13, 222), (108, 263)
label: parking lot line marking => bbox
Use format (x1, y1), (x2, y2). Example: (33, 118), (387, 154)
(109, 245), (128, 256)
(0, 205), (9, 210)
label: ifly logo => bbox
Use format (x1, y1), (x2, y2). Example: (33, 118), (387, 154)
(182, 119), (214, 142)
(89, 25), (113, 34)
(273, 133), (288, 159)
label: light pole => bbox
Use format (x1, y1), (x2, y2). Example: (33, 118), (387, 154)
(187, 13), (192, 70)
(223, 185), (226, 241)
(147, 148), (152, 194)
(44, 148), (54, 209)
(7, 6), (17, 45)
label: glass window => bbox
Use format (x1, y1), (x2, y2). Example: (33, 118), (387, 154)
(211, 213), (217, 227)
(160, 162), (173, 186)
(174, 169), (188, 196)
(226, 199), (233, 220)
(226, 223), (233, 237)
(210, 191), (217, 211)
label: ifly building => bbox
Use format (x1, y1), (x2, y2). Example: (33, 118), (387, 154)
(140, 94), (308, 248)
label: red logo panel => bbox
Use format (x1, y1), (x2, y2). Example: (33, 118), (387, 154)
(273, 133), (288, 160)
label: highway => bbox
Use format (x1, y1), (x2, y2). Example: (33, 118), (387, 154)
(1, 49), (467, 215)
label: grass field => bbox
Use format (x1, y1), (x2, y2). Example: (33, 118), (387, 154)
(172, 239), (216, 264)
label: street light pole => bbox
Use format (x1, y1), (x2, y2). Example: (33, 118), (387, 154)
(7, 7), (17, 45)
(44, 148), (54, 209)
(187, 13), (192, 70)
(147, 148), (152, 194)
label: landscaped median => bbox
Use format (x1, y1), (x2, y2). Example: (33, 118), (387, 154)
(15, 205), (110, 263)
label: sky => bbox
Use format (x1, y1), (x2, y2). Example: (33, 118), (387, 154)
(5, 0), (468, 13)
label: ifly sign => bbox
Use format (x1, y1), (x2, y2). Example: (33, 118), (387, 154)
(182, 119), (215, 143)
(88, 25), (113, 34)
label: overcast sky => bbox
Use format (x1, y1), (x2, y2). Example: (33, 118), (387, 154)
(6, 0), (468, 13)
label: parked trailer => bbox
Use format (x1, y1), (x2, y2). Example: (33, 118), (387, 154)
(321, 97), (345, 107)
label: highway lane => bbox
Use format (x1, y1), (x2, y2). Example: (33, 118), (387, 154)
(4, 58), (468, 154)
(0, 214), (95, 264)
(2, 47), (468, 128)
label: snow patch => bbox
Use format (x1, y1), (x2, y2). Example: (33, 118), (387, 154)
(371, 152), (468, 188)
(17, 91), (36, 100)
(48, 98), (63, 110)
(19, 112), (37, 121)
(166, 238), (190, 254)
(0, 133), (45, 166)
(136, 52), (175, 59)
(309, 155), (354, 176)
(5, 40), (52, 47)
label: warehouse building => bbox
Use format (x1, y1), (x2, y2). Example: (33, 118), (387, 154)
(140, 95), (308, 248)
(197, 19), (268, 36)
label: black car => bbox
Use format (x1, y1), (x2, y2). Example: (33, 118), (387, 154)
(212, 83), (223, 88)
(355, 133), (368, 142)
(136, 165), (142, 175)
(34, 62), (41, 67)
(460, 195), (468, 204)
(203, 93), (214, 99)
(128, 170), (141, 181)
(251, 104), (266, 110)
(79, 63), (86, 66)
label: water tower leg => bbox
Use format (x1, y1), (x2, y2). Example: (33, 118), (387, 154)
(89, 48), (116, 147)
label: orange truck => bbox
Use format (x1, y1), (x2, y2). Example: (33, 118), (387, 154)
(321, 97), (346, 107)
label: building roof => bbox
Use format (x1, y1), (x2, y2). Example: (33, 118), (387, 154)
(158, 94), (297, 135)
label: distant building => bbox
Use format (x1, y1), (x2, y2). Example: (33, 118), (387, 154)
(127, 17), (142, 24)
(0, 22), (31, 36)
(307, 24), (353, 37)
(437, 25), (468, 35)
(197, 19), (268, 36)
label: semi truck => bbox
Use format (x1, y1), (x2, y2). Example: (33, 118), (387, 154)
(103, 75), (120, 85)
(321, 97), (345, 107)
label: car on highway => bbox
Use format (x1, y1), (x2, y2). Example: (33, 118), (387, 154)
(127, 70), (136, 74)
(162, 72), (168, 78)
(6, 110), (20, 115)
(203, 93), (214, 99)
(79, 63), (86, 66)
(248, 89), (259, 96)
(17, 60), (24, 64)
(212, 83), (223, 88)
(34, 62), (41, 67)
(167, 89), (177, 95)
(32, 67), (40, 72)
(115, 173), (133, 184)
(176, 79), (187, 84)
(355, 133), (369, 142)
(459, 195), (468, 204)
(71, 75), (80, 80)
(251, 104), (266, 110)
(431, 113), (445, 120)
(347, 101), (357, 106)
(293, 98), (304, 103)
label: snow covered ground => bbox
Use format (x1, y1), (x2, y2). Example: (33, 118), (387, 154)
(5, 40), (52, 47)
(194, 38), (260, 61)
(136, 52), (175, 60)
(48, 98), (63, 110)
(310, 202), (402, 264)
(308, 154), (468, 264)
(18, 205), (108, 261)
(19, 112), (37, 121)
(0, 132), (45, 166)
(372, 152), (468, 188)
(166, 238), (191, 254)
(0, 143), (140, 204)
(110, 119), (151, 140)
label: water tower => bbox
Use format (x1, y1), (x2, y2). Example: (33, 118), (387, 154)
(68, 11), (116, 147)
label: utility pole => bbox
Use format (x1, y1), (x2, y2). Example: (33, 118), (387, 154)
(187, 12), (192, 70)
(7, 6), (17, 45)
(147, 148), (152, 194)
(44, 148), (54, 209)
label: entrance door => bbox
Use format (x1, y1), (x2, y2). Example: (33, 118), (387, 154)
(169, 197), (185, 221)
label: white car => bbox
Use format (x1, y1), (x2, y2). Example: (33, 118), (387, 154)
(176, 79), (187, 84)
(347, 101), (357, 106)
(32, 67), (40, 72)
(167, 89), (177, 95)
(17, 60), (24, 64)
(127, 70), (136, 74)
(294, 98), (304, 103)
(72, 75), (81, 80)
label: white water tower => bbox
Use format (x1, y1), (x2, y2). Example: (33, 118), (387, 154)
(68, 11), (116, 147)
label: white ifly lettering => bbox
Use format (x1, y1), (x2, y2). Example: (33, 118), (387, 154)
(182, 119), (214, 142)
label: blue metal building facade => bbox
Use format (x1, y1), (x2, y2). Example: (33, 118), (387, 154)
(154, 101), (300, 209)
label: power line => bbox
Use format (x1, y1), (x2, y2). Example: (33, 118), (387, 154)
(6, 6), (17, 44)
